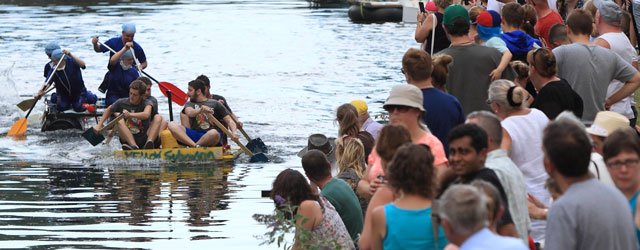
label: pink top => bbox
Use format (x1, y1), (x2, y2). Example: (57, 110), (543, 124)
(367, 132), (448, 181)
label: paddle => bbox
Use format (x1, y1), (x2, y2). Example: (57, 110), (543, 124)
(220, 105), (268, 153)
(16, 86), (54, 111)
(204, 112), (269, 163)
(8, 54), (65, 136)
(97, 41), (188, 106)
(81, 113), (125, 146)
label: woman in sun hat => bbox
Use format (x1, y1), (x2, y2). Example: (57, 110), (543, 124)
(356, 84), (448, 202)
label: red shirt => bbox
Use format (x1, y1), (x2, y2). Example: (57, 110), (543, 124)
(535, 10), (563, 48)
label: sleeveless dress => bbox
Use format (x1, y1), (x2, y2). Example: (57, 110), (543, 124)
(309, 197), (356, 250)
(382, 203), (447, 250)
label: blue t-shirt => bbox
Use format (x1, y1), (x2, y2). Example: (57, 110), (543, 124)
(383, 203), (447, 250)
(106, 63), (139, 105)
(421, 87), (465, 152)
(101, 36), (147, 64)
(44, 57), (86, 98)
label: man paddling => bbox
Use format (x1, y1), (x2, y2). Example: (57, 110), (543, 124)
(95, 80), (160, 150)
(92, 22), (147, 70)
(104, 43), (140, 106)
(168, 80), (238, 147)
(37, 48), (97, 112)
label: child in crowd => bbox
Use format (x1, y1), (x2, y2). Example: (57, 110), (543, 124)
(475, 10), (513, 81)
(548, 24), (570, 48)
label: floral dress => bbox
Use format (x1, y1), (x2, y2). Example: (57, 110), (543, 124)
(309, 197), (356, 250)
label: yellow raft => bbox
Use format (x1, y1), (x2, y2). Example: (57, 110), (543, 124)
(114, 146), (243, 162)
(113, 130), (243, 162)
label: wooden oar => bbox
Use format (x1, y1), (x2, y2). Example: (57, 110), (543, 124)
(220, 105), (268, 153)
(16, 86), (55, 111)
(8, 54), (65, 137)
(97, 41), (188, 105)
(82, 114), (125, 146)
(204, 112), (268, 163)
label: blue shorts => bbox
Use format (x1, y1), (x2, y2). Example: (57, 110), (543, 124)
(185, 127), (206, 143)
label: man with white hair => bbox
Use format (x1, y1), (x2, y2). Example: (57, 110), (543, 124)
(92, 22), (147, 69)
(438, 184), (527, 250)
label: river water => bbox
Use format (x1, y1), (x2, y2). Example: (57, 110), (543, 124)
(0, 0), (416, 248)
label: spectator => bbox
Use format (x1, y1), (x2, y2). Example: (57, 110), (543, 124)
(529, 0), (564, 48)
(370, 144), (448, 250)
(402, 48), (464, 152)
(488, 79), (550, 243)
(500, 3), (543, 62)
(301, 150), (364, 243)
(269, 169), (355, 249)
(438, 4), (515, 115)
(335, 136), (369, 215)
(527, 48), (583, 119)
(553, 9), (640, 123)
(350, 99), (384, 140)
(467, 111), (530, 243)
(437, 185), (528, 250)
(603, 128), (640, 245)
(336, 103), (375, 160)
(431, 54), (454, 92)
(416, 0), (453, 54)
(548, 23), (571, 48)
(542, 118), (638, 250)
(445, 124), (519, 237)
(585, 111), (626, 184)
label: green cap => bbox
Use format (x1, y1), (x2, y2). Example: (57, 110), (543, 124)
(443, 4), (470, 26)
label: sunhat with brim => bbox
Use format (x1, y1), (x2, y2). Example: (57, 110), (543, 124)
(586, 111), (629, 137)
(298, 134), (336, 163)
(383, 84), (425, 112)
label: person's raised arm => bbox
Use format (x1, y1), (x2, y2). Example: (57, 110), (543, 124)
(109, 42), (132, 66)
(415, 13), (434, 43)
(62, 49), (86, 69)
(91, 37), (102, 53)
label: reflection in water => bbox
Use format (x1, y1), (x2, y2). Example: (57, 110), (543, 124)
(0, 163), (233, 245)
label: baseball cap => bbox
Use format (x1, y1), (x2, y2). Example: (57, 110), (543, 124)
(383, 84), (425, 112)
(443, 5), (470, 26)
(50, 49), (64, 61)
(45, 41), (60, 55)
(594, 0), (622, 26)
(476, 10), (502, 27)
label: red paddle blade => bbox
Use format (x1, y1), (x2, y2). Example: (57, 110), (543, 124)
(158, 81), (188, 106)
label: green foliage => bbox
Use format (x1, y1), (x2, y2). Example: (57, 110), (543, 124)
(253, 202), (345, 250)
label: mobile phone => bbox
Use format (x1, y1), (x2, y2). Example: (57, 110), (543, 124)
(419, 2), (426, 13)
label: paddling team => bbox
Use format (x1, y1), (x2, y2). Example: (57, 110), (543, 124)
(36, 2), (640, 249)
(41, 22), (241, 150)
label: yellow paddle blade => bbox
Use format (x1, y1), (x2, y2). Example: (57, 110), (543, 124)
(7, 118), (27, 136)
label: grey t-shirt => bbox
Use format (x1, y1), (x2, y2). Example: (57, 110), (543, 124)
(184, 99), (228, 132)
(438, 44), (515, 115)
(146, 96), (158, 117)
(545, 178), (638, 250)
(110, 97), (153, 135)
(553, 43), (637, 122)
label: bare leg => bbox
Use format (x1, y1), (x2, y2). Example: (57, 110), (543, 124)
(180, 112), (190, 128)
(196, 130), (220, 147)
(168, 121), (197, 147)
(117, 120), (137, 147)
(147, 115), (163, 142)
(160, 119), (169, 131)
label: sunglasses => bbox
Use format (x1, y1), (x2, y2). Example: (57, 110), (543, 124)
(384, 105), (413, 113)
